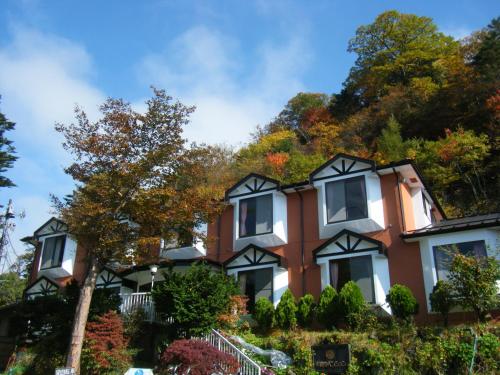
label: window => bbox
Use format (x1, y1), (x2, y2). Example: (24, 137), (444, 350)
(326, 176), (368, 224)
(238, 268), (273, 312)
(239, 194), (273, 237)
(40, 235), (66, 269)
(330, 255), (375, 303)
(422, 193), (431, 219)
(433, 240), (487, 281)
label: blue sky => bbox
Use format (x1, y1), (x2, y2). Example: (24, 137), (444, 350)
(0, 0), (498, 264)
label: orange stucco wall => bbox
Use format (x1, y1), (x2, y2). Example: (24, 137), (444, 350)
(206, 173), (444, 324)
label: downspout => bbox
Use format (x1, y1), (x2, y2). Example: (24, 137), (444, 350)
(216, 215), (221, 262)
(392, 167), (406, 233)
(295, 188), (306, 296)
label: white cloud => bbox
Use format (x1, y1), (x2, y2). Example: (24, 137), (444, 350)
(139, 26), (311, 146)
(441, 26), (473, 40)
(0, 25), (104, 259)
(0, 26), (105, 156)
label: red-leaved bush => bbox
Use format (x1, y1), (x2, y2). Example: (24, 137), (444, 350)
(82, 311), (132, 374)
(160, 339), (239, 375)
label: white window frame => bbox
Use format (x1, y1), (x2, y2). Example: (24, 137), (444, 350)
(314, 171), (385, 239)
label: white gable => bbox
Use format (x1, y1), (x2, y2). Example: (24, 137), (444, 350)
(225, 246), (281, 269)
(25, 277), (59, 299)
(227, 175), (278, 199)
(34, 218), (67, 238)
(96, 268), (122, 289)
(315, 230), (383, 259)
(311, 155), (374, 181)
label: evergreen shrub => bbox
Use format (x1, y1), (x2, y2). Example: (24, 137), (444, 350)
(337, 281), (366, 330)
(386, 284), (418, 321)
(274, 289), (297, 329)
(296, 294), (316, 328)
(254, 297), (274, 331)
(317, 285), (338, 329)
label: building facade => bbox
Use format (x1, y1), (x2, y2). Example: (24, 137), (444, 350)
(23, 154), (500, 324)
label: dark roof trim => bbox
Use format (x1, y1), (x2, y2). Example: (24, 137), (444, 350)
(119, 258), (221, 277)
(402, 216), (500, 239)
(225, 173), (280, 201)
(309, 153), (376, 182)
(223, 243), (287, 269)
(313, 229), (386, 262)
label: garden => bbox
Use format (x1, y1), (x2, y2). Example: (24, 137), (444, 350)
(3, 252), (500, 375)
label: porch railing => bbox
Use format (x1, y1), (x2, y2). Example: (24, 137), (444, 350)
(119, 292), (162, 323)
(203, 329), (261, 375)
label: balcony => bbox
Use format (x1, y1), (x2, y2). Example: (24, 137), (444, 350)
(119, 292), (166, 323)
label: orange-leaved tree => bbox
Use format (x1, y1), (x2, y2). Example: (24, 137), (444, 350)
(53, 88), (226, 373)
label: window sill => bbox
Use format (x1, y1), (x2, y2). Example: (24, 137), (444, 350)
(234, 232), (287, 251)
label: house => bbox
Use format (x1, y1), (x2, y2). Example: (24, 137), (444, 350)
(22, 154), (500, 324)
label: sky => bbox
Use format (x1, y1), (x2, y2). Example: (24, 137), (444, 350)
(0, 0), (498, 265)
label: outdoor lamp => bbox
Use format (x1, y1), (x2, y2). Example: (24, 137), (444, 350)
(149, 264), (159, 289)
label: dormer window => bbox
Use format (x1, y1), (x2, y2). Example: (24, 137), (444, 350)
(226, 174), (287, 251)
(310, 154), (384, 239)
(326, 176), (367, 223)
(239, 194), (273, 237)
(40, 235), (66, 270)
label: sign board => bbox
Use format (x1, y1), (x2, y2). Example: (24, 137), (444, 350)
(55, 369), (75, 375)
(124, 369), (154, 375)
(312, 344), (351, 374)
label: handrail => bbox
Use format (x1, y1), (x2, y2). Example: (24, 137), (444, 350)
(204, 329), (261, 375)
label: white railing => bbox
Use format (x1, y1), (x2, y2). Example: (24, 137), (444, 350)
(120, 292), (162, 322)
(204, 329), (261, 375)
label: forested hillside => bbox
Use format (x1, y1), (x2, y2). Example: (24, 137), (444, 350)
(226, 11), (499, 217)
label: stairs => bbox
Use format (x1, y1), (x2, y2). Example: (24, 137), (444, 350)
(203, 329), (262, 375)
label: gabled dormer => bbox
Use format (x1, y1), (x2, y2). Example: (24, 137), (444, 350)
(33, 217), (78, 279)
(310, 154), (385, 239)
(226, 174), (287, 251)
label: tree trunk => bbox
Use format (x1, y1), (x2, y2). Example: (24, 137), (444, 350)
(65, 256), (100, 374)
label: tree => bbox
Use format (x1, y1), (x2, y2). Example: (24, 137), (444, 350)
(346, 11), (458, 102)
(0, 271), (26, 306)
(254, 297), (274, 331)
(0, 100), (17, 187)
(317, 285), (338, 329)
(54, 89), (225, 372)
(376, 115), (407, 162)
(337, 281), (367, 329)
(473, 17), (500, 82)
(448, 253), (500, 322)
(151, 262), (239, 338)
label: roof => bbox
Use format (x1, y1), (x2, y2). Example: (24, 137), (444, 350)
(225, 173), (280, 200)
(402, 213), (500, 239)
(119, 258), (221, 276)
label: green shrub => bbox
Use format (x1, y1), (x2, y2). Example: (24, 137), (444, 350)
(317, 285), (338, 329)
(449, 253), (500, 322)
(296, 294), (316, 328)
(338, 281), (366, 330)
(151, 262), (239, 338)
(430, 280), (454, 326)
(254, 297), (275, 331)
(476, 333), (500, 372)
(274, 289), (297, 330)
(386, 284), (418, 322)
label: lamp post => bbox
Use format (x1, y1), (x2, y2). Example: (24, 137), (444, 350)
(149, 264), (158, 290)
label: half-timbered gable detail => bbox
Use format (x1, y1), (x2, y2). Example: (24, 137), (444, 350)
(313, 230), (385, 260)
(309, 154), (375, 182)
(225, 173), (280, 200)
(33, 217), (68, 238)
(24, 276), (59, 300)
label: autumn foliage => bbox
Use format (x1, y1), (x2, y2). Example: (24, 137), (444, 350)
(160, 339), (239, 375)
(82, 311), (132, 374)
